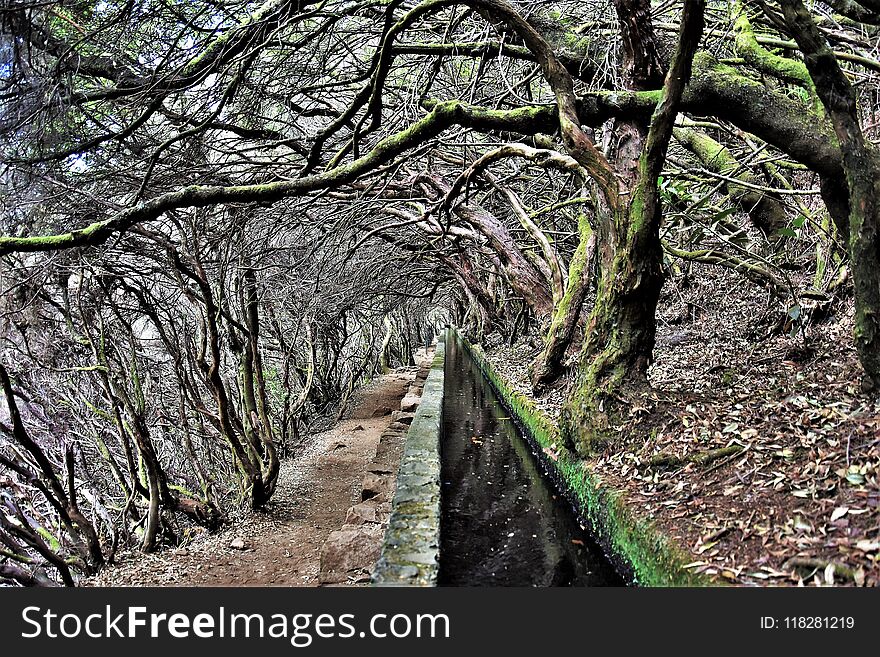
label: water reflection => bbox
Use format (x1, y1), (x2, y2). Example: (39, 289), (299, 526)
(438, 333), (623, 586)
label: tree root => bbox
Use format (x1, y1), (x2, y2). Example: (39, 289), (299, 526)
(647, 444), (743, 469)
(784, 557), (858, 582)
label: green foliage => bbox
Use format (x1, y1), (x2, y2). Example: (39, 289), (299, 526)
(263, 366), (284, 407)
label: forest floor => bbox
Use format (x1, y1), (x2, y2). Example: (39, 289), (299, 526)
(86, 366), (420, 587)
(485, 263), (880, 587)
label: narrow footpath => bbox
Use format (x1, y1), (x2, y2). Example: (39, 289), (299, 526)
(87, 352), (431, 587)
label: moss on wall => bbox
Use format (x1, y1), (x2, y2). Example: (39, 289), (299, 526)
(456, 330), (714, 587)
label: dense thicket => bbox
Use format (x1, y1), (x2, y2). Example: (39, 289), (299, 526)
(1, 0), (878, 585)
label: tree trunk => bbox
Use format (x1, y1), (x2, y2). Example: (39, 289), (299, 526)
(560, 204), (667, 453)
(240, 268), (280, 507)
(674, 126), (789, 240)
(424, 174), (555, 321)
(0, 363), (105, 576)
(173, 252), (265, 508)
(379, 315), (394, 374)
(561, 0), (705, 454)
(441, 252), (496, 338)
(778, 0), (880, 390)
(531, 214), (594, 390)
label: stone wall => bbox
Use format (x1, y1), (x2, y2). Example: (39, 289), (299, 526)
(371, 338), (445, 586)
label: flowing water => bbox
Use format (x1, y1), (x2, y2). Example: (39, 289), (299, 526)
(439, 333), (624, 586)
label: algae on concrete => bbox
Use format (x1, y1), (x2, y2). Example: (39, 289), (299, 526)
(456, 330), (713, 587)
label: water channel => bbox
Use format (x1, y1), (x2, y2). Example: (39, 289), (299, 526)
(438, 332), (624, 586)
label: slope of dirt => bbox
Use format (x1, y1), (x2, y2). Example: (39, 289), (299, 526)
(482, 264), (880, 587)
(86, 367), (418, 587)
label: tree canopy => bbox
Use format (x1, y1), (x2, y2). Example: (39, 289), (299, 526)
(1, 0), (879, 585)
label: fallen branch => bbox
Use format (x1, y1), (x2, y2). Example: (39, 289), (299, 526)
(647, 444), (744, 469)
(784, 557), (858, 582)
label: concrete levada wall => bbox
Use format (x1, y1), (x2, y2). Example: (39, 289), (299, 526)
(374, 329), (710, 587)
(372, 337), (445, 586)
(457, 331), (712, 587)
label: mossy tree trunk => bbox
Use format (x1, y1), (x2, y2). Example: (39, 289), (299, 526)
(561, 0), (705, 455)
(531, 213), (594, 390)
(673, 126), (789, 240)
(778, 0), (880, 391)
(561, 200), (667, 453)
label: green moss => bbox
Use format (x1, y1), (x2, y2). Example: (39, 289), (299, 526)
(36, 526), (63, 553)
(541, 214), (590, 341)
(0, 219), (109, 252)
(733, 4), (807, 84)
(732, 3), (823, 115)
(677, 127), (733, 168)
(628, 178), (649, 236)
(168, 483), (200, 499)
(456, 330), (714, 587)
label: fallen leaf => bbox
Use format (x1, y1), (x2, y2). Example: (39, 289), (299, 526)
(854, 568), (866, 586)
(824, 563), (835, 586)
(829, 506), (849, 522)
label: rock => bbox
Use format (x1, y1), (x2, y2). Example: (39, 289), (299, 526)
(391, 411), (415, 425)
(353, 424), (365, 431)
(374, 437), (405, 465)
(400, 395), (421, 412)
(229, 537), (247, 550)
(319, 527), (383, 584)
(345, 502), (379, 525)
(362, 471), (392, 501)
(371, 406), (392, 417)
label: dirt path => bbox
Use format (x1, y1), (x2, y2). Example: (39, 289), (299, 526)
(87, 366), (420, 587)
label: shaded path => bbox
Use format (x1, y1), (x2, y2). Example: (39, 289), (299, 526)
(87, 366), (420, 587)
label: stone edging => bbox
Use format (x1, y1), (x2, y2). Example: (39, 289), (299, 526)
(456, 330), (714, 587)
(371, 338), (444, 586)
